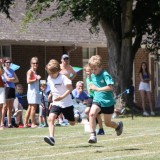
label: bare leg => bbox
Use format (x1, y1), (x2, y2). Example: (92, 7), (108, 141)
(146, 91), (154, 113)
(30, 104), (37, 127)
(97, 114), (103, 129)
(1, 104), (6, 126)
(7, 99), (14, 126)
(89, 104), (101, 133)
(24, 106), (31, 126)
(48, 113), (57, 137)
(139, 90), (146, 112)
(0, 104), (3, 128)
(103, 114), (118, 129)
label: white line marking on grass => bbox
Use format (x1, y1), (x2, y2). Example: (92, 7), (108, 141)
(6, 141), (160, 160)
(0, 131), (160, 149)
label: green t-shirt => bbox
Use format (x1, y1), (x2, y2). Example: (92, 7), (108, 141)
(86, 77), (94, 98)
(91, 70), (115, 107)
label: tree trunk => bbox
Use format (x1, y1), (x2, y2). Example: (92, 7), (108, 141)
(100, 20), (121, 94)
(120, 0), (133, 91)
(100, 0), (135, 109)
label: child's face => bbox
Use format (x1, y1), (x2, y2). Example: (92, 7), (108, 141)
(40, 84), (46, 91)
(16, 87), (23, 94)
(85, 67), (92, 76)
(91, 66), (102, 75)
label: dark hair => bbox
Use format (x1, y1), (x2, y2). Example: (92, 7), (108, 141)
(139, 62), (149, 76)
(3, 57), (12, 66)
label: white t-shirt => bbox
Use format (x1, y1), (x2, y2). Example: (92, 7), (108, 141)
(47, 73), (73, 108)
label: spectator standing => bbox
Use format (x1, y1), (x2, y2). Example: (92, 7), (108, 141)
(60, 54), (77, 80)
(0, 59), (5, 129)
(138, 62), (155, 116)
(24, 57), (41, 128)
(1, 57), (19, 128)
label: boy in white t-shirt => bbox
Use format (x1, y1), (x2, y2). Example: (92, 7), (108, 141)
(44, 59), (79, 146)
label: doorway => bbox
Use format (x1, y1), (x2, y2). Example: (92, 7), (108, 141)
(154, 61), (160, 108)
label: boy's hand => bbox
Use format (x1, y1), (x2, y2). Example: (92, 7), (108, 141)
(54, 96), (63, 101)
(78, 87), (83, 94)
(89, 83), (98, 91)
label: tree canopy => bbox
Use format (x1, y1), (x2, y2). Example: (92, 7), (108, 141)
(1, 0), (160, 107)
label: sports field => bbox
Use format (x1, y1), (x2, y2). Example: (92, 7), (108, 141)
(0, 116), (160, 160)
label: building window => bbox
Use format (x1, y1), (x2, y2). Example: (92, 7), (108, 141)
(82, 47), (97, 90)
(0, 45), (11, 58)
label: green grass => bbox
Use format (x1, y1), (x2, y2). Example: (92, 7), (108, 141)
(1, 116), (160, 160)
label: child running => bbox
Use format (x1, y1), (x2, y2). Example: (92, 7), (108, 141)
(83, 64), (105, 135)
(88, 55), (123, 143)
(44, 59), (79, 146)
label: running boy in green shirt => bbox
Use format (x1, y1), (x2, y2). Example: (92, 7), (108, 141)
(84, 64), (105, 135)
(88, 55), (123, 143)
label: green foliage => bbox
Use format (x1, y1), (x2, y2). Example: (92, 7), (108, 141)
(133, 0), (160, 50)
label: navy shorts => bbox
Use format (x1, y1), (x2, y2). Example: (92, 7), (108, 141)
(50, 105), (75, 122)
(92, 102), (114, 114)
(86, 98), (93, 107)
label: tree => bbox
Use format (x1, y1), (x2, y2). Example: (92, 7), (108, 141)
(0, 0), (14, 18)
(1, 0), (160, 108)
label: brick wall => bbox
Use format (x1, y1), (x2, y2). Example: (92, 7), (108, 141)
(12, 45), (154, 110)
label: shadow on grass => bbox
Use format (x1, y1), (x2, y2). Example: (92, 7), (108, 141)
(68, 145), (103, 149)
(111, 148), (141, 152)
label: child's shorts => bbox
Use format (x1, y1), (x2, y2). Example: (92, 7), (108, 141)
(50, 105), (75, 122)
(93, 102), (114, 114)
(86, 98), (93, 107)
(0, 87), (5, 104)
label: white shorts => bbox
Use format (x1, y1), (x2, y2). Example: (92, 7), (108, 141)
(139, 82), (150, 92)
(0, 87), (5, 104)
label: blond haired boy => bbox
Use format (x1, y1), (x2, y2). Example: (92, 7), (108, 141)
(88, 55), (123, 143)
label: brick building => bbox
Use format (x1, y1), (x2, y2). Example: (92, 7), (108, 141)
(0, 0), (159, 110)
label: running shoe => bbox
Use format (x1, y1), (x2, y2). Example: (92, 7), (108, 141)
(97, 128), (105, 135)
(88, 135), (97, 143)
(44, 136), (55, 146)
(115, 121), (123, 136)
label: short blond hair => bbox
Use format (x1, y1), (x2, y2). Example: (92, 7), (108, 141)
(88, 55), (103, 68)
(83, 64), (91, 71)
(45, 59), (60, 74)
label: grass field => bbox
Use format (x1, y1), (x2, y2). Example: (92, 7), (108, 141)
(0, 115), (160, 160)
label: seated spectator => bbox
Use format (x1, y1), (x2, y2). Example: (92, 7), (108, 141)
(72, 81), (89, 103)
(13, 84), (24, 127)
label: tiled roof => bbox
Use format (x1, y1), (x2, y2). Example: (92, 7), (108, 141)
(0, 0), (107, 47)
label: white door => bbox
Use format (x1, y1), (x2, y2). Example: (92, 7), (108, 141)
(154, 61), (160, 108)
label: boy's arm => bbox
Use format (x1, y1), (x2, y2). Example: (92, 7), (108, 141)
(54, 84), (73, 101)
(90, 83), (113, 92)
